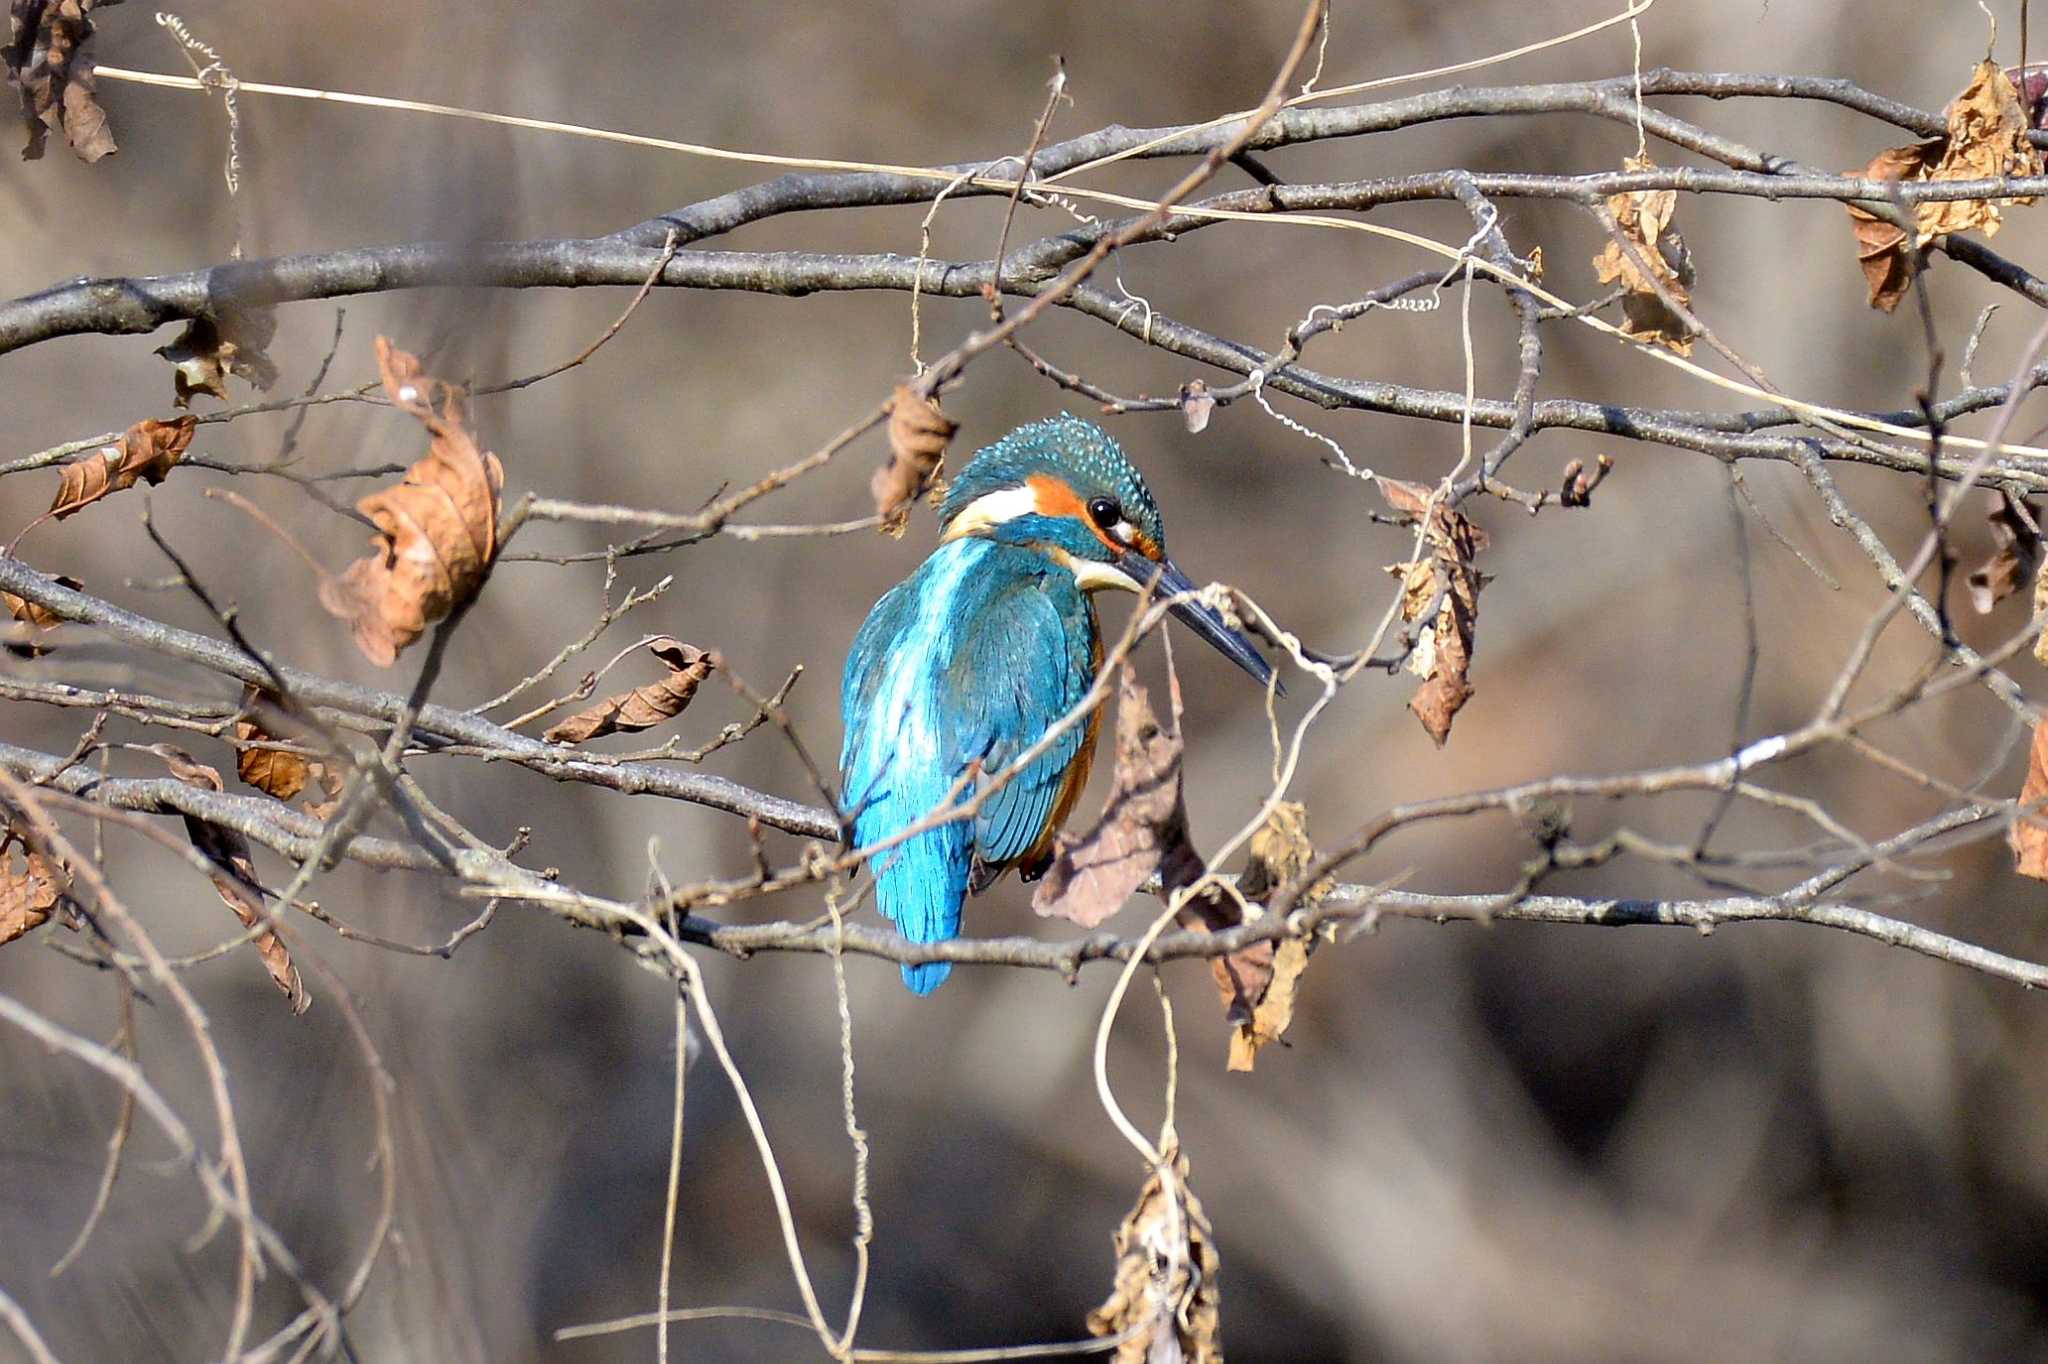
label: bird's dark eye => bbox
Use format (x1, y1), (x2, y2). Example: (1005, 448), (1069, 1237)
(1087, 497), (1121, 529)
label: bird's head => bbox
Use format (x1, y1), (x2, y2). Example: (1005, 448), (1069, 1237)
(939, 415), (1275, 689)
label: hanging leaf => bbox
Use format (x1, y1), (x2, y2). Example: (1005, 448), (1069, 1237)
(153, 310), (281, 409)
(544, 638), (716, 744)
(1591, 153), (1698, 354)
(2015, 722), (2048, 881)
(1032, 666), (1192, 928)
(233, 688), (343, 816)
(1967, 491), (2041, 613)
(6, 0), (119, 162)
(1844, 141), (1943, 312)
(1087, 1139), (1223, 1364)
(1221, 800), (1324, 1072)
(147, 746), (310, 1013)
(1920, 60), (2044, 240)
(2, 571), (79, 656)
(0, 825), (65, 947)
(318, 337), (505, 667)
(872, 385), (956, 536)
(1379, 478), (1490, 746)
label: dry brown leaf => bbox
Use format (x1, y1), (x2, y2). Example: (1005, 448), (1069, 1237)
(1033, 666), (1191, 928)
(1920, 60), (2044, 239)
(544, 638), (715, 744)
(1179, 379), (1215, 434)
(2033, 547), (2048, 668)
(1227, 937), (1309, 1073)
(153, 310), (281, 409)
(2, 571), (79, 656)
(1379, 478), (1490, 746)
(1087, 1139), (1223, 1364)
(149, 746), (311, 1013)
(2015, 722), (2048, 880)
(872, 385), (956, 536)
(1591, 154), (1697, 354)
(0, 826), (64, 947)
(1219, 801), (1324, 1071)
(6, 0), (117, 162)
(1844, 141), (1943, 312)
(1846, 63), (2045, 311)
(233, 689), (343, 815)
(45, 416), (194, 521)
(318, 337), (505, 667)
(1968, 491), (2041, 614)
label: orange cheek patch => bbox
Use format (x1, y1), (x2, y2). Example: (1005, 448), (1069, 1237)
(1028, 473), (1123, 557)
(1127, 530), (1163, 562)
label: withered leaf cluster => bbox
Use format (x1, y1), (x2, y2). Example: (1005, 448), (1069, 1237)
(1380, 478), (1490, 747)
(319, 338), (505, 667)
(1591, 153), (1697, 354)
(6, 0), (118, 162)
(1035, 669), (1317, 1071)
(154, 310), (282, 408)
(1848, 61), (2045, 311)
(545, 638), (716, 744)
(1087, 1141), (1223, 1364)
(872, 385), (956, 536)
(148, 746), (309, 1013)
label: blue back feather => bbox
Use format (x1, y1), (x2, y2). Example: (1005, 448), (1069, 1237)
(840, 537), (1096, 992)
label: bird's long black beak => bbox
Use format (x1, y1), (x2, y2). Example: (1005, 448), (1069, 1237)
(1131, 553), (1279, 693)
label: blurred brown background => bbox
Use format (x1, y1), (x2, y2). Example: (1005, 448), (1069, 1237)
(9, 2), (2048, 1360)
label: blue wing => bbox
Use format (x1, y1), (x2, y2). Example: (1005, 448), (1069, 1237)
(839, 540), (1096, 993)
(944, 568), (1094, 875)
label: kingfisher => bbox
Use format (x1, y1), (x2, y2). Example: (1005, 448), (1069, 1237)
(839, 415), (1275, 993)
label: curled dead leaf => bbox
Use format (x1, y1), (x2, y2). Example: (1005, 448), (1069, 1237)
(0, 824), (65, 947)
(1087, 1139), (1223, 1364)
(1033, 666), (1191, 928)
(7, 0), (118, 162)
(1591, 154), (1697, 354)
(1179, 379), (1216, 434)
(44, 416), (195, 523)
(1922, 61), (2043, 239)
(148, 746), (310, 1013)
(153, 309), (281, 409)
(1968, 491), (2041, 614)
(2, 571), (79, 656)
(2014, 722), (2048, 881)
(1379, 478), (1489, 746)
(318, 337), (505, 667)
(872, 385), (956, 536)
(1847, 62), (2045, 311)
(544, 638), (715, 744)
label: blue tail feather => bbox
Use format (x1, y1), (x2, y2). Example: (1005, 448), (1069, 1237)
(865, 802), (969, 995)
